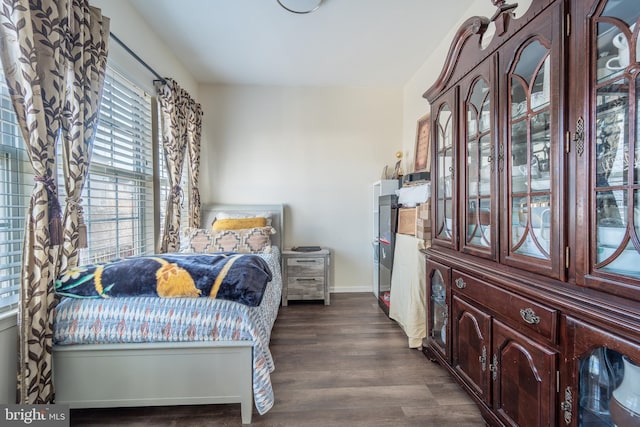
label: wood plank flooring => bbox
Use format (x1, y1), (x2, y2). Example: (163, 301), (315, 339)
(69, 293), (485, 426)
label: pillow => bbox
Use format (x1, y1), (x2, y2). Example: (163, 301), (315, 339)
(181, 226), (276, 254)
(214, 211), (272, 226)
(216, 211), (272, 220)
(212, 217), (267, 230)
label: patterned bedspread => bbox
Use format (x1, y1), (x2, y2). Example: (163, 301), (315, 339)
(53, 249), (282, 415)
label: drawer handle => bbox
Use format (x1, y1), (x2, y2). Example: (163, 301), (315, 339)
(295, 260), (317, 263)
(296, 278), (317, 282)
(520, 308), (540, 324)
(455, 278), (466, 289)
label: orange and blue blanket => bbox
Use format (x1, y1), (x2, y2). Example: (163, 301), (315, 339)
(55, 252), (272, 307)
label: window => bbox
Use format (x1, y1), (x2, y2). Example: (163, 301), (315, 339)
(0, 74), (31, 314)
(79, 68), (156, 264)
(0, 62), (161, 313)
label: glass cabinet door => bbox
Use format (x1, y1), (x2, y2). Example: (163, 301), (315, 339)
(509, 42), (552, 261)
(578, 347), (624, 426)
(501, 3), (564, 279)
(564, 316), (640, 427)
(463, 73), (495, 259)
(589, 0), (640, 283)
(426, 259), (450, 362)
(430, 270), (447, 352)
(434, 100), (457, 248)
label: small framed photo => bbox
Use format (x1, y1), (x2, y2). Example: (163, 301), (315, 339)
(414, 114), (431, 173)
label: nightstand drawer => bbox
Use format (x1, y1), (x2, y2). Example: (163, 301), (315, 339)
(286, 257), (325, 276)
(288, 276), (325, 289)
(287, 277), (325, 299)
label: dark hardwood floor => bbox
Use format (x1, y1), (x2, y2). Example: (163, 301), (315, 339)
(70, 293), (484, 426)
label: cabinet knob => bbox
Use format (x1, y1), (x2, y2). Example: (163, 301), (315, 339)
(455, 278), (467, 289)
(520, 308), (541, 324)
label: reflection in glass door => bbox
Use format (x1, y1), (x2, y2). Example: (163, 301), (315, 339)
(466, 78), (492, 249)
(578, 347), (625, 426)
(509, 40), (552, 260)
(436, 105), (454, 242)
(430, 269), (447, 351)
(592, 1), (640, 278)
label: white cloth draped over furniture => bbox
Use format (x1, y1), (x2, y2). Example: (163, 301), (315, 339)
(389, 233), (427, 348)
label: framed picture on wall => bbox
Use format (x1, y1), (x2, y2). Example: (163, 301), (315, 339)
(414, 114), (431, 173)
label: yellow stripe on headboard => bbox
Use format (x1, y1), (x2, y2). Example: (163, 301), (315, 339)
(210, 254), (242, 298)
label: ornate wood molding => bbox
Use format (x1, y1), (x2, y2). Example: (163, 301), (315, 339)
(424, 0), (558, 104)
(491, 1), (518, 36)
(423, 16), (490, 102)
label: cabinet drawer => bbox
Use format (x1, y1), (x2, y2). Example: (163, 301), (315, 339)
(287, 277), (324, 299)
(452, 271), (558, 344)
(286, 257), (325, 276)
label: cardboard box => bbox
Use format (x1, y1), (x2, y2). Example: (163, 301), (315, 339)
(416, 219), (431, 241)
(417, 201), (431, 220)
(397, 207), (417, 236)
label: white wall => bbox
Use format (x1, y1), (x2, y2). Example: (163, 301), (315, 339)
(401, 0), (533, 165)
(91, 0), (197, 96)
(94, 1), (403, 294)
(199, 85), (402, 292)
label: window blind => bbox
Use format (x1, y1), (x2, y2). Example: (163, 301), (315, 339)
(0, 61), (164, 313)
(78, 68), (155, 265)
(0, 76), (31, 314)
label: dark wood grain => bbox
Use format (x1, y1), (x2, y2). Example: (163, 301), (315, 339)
(69, 293), (484, 426)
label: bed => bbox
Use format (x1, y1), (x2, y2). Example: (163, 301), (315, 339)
(52, 203), (285, 424)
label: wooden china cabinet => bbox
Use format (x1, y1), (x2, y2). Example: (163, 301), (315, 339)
(422, 0), (640, 426)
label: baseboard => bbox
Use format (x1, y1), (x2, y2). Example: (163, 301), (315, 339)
(331, 286), (372, 293)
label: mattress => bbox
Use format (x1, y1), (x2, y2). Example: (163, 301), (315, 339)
(53, 248), (282, 415)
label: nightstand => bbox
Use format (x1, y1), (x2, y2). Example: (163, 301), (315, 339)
(281, 249), (330, 306)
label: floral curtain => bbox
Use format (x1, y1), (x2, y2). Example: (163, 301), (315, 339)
(59, 1), (110, 273)
(157, 79), (201, 251)
(188, 102), (203, 228)
(0, 0), (109, 403)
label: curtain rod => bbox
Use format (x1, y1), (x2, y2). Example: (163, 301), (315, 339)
(110, 32), (166, 84)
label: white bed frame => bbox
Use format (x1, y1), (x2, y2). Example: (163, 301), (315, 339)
(53, 204), (285, 425)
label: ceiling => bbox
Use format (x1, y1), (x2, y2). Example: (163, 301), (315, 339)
(127, 0), (476, 88)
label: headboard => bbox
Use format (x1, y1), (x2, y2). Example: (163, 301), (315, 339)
(200, 203), (285, 250)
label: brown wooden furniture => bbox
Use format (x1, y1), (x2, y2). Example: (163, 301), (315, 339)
(422, 1), (640, 425)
